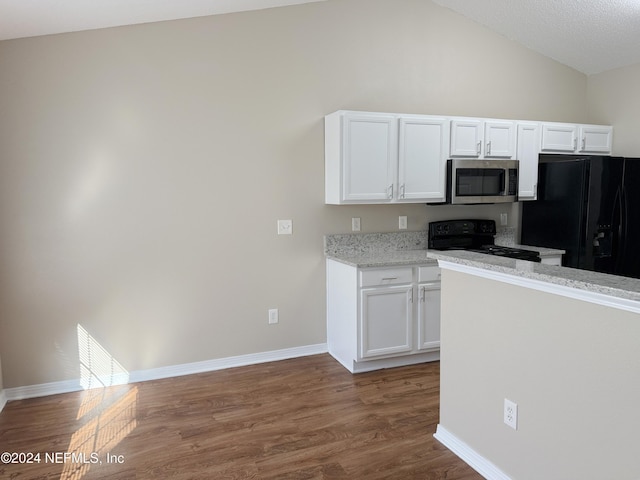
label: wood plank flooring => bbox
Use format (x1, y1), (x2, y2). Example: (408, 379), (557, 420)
(0, 354), (483, 479)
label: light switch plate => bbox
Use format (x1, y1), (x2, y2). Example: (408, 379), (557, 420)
(399, 216), (408, 230)
(352, 217), (361, 232)
(277, 219), (292, 235)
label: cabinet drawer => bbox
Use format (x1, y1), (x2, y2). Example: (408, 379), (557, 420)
(360, 267), (413, 287)
(418, 266), (441, 283)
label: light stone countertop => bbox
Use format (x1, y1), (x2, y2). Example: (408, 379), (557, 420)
(427, 250), (640, 303)
(323, 231), (637, 303)
(324, 231), (564, 268)
(326, 249), (437, 268)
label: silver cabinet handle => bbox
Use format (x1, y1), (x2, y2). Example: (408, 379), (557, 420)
(486, 141), (492, 155)
(419, 286), (425, 302)
(477, 141), (482, 155)
(573, 138), (577, 150)
(388, 184), (394, 199)
(581, 137), (586, 150)
(381, 277), (398, 281)
(400, 184), (405, 199)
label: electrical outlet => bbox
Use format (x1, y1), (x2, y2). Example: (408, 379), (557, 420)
(399, 216), (407, 230)
(352, 217), (361, 232)
(277, 220), (292, 235)
(504, 398), (518, 430)
(268, 308), (279, 324)
(500, 213), (508, 226)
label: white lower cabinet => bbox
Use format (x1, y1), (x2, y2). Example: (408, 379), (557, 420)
(361, 285), (413, 358)
(327, 260), (441, 373)
(418, 285), (441, 350)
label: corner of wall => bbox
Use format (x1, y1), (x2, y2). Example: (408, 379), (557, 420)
(0, 389), (6, 414)
(0, 355), (6, 413)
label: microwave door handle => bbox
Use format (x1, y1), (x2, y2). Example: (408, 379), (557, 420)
(504, 169), (508, 195)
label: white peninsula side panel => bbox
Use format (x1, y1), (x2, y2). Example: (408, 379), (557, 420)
(435, 267), (640, 480)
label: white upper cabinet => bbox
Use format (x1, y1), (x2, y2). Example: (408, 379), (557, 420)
(398, 116), (449, 202)
(541, 122), (612, 154)
(579, 125), (613, 153)
(516, 122), (542, 200)
(325, 111), (397, 204)
(325, 111), (449, 204)
(485, 120), (517, 158)
(325, 110), (613, 205)
(541, 123), (578, 152)
(450, 119), (483, 157)
(450, 119), (516, 159)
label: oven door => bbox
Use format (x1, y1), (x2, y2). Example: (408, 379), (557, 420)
(447, 159), (519, 204)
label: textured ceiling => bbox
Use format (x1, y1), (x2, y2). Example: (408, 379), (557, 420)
(0, 0), (326, 41)
(1, 0), (639, 75)
(432, 0), (640, 75)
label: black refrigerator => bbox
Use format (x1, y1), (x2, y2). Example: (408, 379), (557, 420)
(521, 154), (640, 278)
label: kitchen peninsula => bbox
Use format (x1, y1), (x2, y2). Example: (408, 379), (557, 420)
(326, 231), (640, 479)
(428, 250), (640, 480)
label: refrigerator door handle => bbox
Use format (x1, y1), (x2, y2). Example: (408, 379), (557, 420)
(621, 186), (629, 263)
(612, 186), (625, 273)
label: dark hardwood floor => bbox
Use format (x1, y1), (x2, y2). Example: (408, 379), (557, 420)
(0, 354), (483, 479)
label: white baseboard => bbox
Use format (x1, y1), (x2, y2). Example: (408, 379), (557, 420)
(434, 424), (512, 480)
(2, 343), (328, 403)
(0, 389), (7, 413)
(129, 343), (328, 383)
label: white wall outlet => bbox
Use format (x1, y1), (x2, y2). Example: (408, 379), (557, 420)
(504, 398), (518, 430)
(351, 217), (361, 232)
(277, 219), (292, 235)
(399, 216), (408, 230)
(500, 213), (508, 226)
(268, 308), (279, 324)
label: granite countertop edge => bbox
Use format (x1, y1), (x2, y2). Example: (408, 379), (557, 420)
(325, 245), (564, 269)
(426, 250), (640, 302)
(326, 250), (437, 268)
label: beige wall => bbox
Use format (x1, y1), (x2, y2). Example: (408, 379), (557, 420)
(0, 0), (588, 388)
(439, 269), (640, 479)
(588, 63), (640, 156)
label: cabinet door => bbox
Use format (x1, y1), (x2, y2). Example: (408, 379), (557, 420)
(398, 116), (449, 202)
(579, 125), (612, 153)
(418, 284), (441, 351)
(342, 113), (397, 202)
(517, 122), (541, 200)
(541, 123), (577, 152)
(450, 119), (482, 157)
(360, 286), (413, 359)
(485, 121), (516, 158)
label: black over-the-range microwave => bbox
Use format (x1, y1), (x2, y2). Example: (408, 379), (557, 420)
(444, 158), (519, 204)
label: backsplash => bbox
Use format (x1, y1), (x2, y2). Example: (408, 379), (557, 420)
(324, 232), (428, 256)
(495, 227), (517, 246)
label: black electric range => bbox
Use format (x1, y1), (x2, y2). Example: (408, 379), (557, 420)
(428, 219), (541, 262)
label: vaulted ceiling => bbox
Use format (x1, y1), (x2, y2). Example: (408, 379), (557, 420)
(0, 0), (326, 41)
(1, 0), (639, 75)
